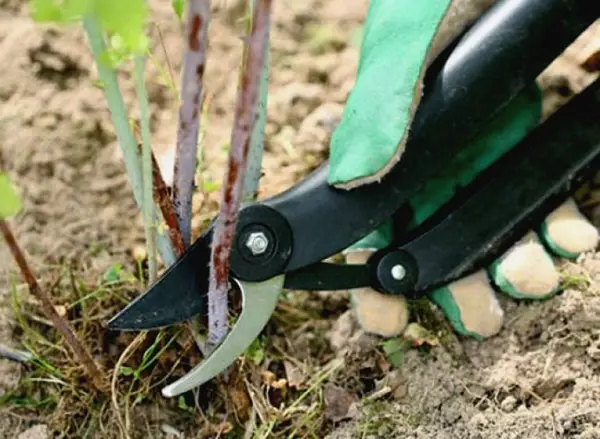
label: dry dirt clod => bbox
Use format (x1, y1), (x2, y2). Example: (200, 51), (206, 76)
(17, 425), (48, 439)
(500, 395), (518, 413)
(0, 359), (20, 397)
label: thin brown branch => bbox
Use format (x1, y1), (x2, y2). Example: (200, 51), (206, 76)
(172, 0), (211, 247)
(151, 151), (186, 258)
(0, 219), (106, 391)
(206, 0), (272, 349)
(135, 142), (186, 258)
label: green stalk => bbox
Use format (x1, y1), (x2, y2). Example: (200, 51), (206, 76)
(243, 0), (270, 201)
(82, 15), (175, 267)
(134, 55), (157, 283)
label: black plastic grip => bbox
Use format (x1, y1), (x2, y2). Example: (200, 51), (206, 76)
(261, 0), (600, 273)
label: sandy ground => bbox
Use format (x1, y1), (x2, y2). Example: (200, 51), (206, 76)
(0, 0), (599, 437)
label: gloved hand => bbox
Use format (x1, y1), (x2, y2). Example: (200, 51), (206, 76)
(328, 0), (599, 340)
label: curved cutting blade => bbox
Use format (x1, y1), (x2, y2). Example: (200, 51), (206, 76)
(161, 275), (285, 397)
(107, 231), (212, 330)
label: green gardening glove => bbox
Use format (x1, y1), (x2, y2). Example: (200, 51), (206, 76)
(328, 0), (496, 189)
(329, 1), (599, 339)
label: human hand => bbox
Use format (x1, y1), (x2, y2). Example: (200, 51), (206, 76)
(327, 0), (599, 339)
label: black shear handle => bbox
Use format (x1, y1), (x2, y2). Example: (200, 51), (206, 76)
(248, 0), (599, 276)
(282, 77), (600, 296)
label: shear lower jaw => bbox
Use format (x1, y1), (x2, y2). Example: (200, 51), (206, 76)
(161, 275), (285, 398)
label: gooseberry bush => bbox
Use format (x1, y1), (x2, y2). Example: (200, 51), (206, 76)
(0, 0), (272, 385)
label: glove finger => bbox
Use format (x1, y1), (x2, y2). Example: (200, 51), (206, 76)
(489, 231), (560, 300)
(345, 250), (409, 337)
(429, 269), (504, 340)
(540, 197), (599, 259)
(489, 197), (599, 300)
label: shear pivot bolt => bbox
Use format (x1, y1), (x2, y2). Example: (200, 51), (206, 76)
(391, 264), (406, 281)
(246, 232), (269, 256)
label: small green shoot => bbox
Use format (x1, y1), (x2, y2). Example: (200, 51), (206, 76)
(118, 330), (180, 383)
(101, 263), (124, 284)
(244, 336), (266, 365)
(560, 273), (590, 290)
(177, 395), (194, 413)
(0, 173), (21, 218)
(380, 338), (411, 368)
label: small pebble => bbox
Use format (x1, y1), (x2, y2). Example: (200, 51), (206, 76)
(161, 424), (183, 438)
(500, 395), (518, 412)
(469, 412), (489, 427)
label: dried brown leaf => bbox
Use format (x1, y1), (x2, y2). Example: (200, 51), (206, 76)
(324, 384), (358, 423)
(284, 360), (306, 389)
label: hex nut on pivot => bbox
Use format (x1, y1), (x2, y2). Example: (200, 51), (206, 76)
(246, 232), (269, 256)
(229, 204), (293, 282)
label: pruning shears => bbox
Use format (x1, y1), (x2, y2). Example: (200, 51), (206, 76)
(108, 0), (600, 397)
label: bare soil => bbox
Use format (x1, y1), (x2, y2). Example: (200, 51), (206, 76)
(0, 0), (599, 438)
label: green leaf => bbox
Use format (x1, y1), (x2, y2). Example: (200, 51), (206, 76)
(141, 331), (164, 366)
(0, 173), (22, 219)
(30, 0), (149, 59)
(381, 338), (409, 368)
(101, 263), (123, 283)
(172, 0), (185, 20)
(119, 366), (135, 376)
(29, 0), (90, 23)
(92, 0), (149, 54)
(245, 337), (265, 365)
(178, 395), (194, 412)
